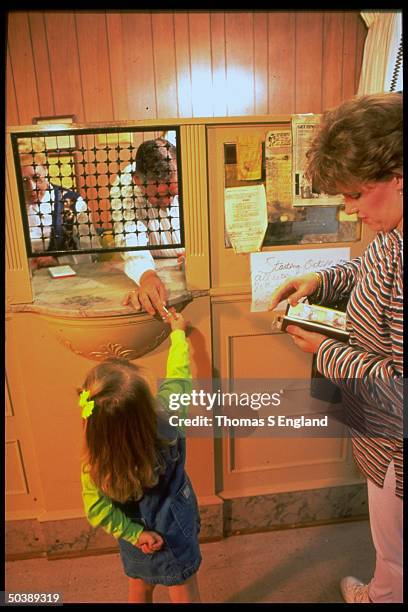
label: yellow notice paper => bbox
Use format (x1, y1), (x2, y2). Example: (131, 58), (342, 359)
(339, 210), (357, 222)
(224, 184), (267, 253)
(236, 136), (262, 181)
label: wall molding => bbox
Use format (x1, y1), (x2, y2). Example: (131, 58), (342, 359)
(6, 484), (367, 561)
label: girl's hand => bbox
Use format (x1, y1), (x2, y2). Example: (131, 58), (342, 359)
(135, 530), (164, 554)
(286, 325), (329, 354)
(268, 273), (320, 311)
(165, 308), (187, 332)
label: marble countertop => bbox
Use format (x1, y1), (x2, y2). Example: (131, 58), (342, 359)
(11, 260), (193, 319)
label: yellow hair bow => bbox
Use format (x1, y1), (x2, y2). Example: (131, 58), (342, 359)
(79, 389), (95, 419)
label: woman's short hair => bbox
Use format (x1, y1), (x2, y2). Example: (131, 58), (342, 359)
(305, 92), (403, 194)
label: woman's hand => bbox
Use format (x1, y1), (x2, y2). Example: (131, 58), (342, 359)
(268, 273), (320, 311)
(286, 325), (328, 353)
(135, 530), (164, 554)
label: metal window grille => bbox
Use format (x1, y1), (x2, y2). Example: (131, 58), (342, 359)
(11, 126), (184, 258)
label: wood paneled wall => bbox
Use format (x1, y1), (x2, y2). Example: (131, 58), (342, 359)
(6, 10), (366, 126)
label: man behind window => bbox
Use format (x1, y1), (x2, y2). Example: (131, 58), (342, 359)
(110, 138), (184, 317)
(20, 152), (99, 269)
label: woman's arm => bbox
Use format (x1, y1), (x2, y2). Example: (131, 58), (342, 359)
(312, 257), (362, 306)
(316, 333), (402, 422)
(268, 257), (362, 311)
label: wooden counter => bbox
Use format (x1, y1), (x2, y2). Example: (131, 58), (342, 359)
(10, 259), (192, 319)
(8, 260), (195, 361)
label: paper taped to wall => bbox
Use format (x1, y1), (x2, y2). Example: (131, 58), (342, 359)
(224, 184), (267, 253)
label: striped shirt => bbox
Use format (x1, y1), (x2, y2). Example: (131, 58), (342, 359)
(315, 228), (403, 498)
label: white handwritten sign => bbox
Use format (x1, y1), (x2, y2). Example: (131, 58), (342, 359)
(250, 248), (350, 312)
(225, 185), (267, 253)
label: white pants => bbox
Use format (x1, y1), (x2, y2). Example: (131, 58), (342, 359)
(367, 461), (403, 603)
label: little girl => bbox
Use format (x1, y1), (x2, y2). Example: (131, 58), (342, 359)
(79, 310), (201, 603)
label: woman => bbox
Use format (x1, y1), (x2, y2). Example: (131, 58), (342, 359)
(269, 92), (403, 604)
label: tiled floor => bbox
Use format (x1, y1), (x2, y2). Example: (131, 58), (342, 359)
(5, 520), (375, 604)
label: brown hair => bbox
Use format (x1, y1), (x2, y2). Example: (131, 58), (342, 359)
(135, 137), (177, 182)
(305, 92), (403, 194)
(80, 358), (168, 503)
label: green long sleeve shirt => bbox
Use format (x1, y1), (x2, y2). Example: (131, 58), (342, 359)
(81, 329), (192, 545)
